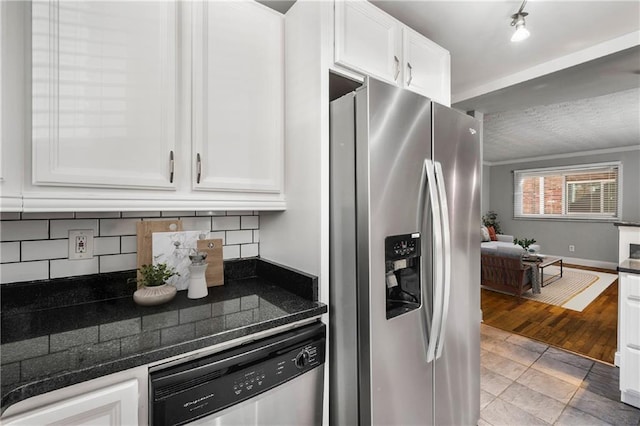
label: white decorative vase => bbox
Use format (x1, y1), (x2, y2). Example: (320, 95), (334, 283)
(133, 284), (177, 306)
(188, 263), (208, 299)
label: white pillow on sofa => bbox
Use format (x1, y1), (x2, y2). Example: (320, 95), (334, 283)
(481, 226), (491, 242)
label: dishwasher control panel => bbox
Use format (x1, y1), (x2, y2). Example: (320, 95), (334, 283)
(150, 322), (326, 426)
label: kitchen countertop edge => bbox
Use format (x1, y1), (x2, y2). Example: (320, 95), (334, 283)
(1, 304), (326, 414)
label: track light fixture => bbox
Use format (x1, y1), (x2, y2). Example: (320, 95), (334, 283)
(510, 0), (530, 42)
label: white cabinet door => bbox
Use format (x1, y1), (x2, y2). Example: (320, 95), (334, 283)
(192, 0), (283, 194)
(3, 380), (138, 426)
(334, 0), (402, 85)
(620, 272), (640, 407)
(0, 1), (23, 211)
(403, 27), (451, 106)
(32, 1), (178, 190)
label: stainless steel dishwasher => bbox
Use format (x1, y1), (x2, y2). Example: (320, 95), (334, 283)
(149, 322), (325, 425)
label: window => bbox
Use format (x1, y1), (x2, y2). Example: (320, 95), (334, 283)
(513, 163), (621, 220)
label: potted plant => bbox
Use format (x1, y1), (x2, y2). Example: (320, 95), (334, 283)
(482, 211), (502, 234)
(514, 238), (537, 258)
(132, 263), (180, 306)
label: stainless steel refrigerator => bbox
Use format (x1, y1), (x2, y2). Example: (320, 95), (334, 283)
(329, 77), (481, 425)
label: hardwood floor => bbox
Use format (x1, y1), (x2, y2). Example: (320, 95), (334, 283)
(481, 264), (618, 364)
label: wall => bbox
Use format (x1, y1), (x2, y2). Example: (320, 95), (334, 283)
(482, 164), (491, 217)
(0, 211), (260, 284)
(488, 148), (640, 264)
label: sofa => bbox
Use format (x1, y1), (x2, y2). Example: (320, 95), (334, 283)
(480, 233), (541, 254)
(481, 249), (533, 300)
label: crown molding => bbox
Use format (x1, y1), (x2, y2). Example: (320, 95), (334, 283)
(485, 145), (640, 167)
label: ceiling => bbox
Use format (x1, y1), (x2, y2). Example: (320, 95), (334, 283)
(261, 0), (640, 163)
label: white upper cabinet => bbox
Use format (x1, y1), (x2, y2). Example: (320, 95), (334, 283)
(334, 0), (451, 106)
(334, 0), (402, 85)
(192, 0), (283, 194)
(31, 1), (178, 190)
(403, 27), (450, 106)
(1, 1), (24, 211)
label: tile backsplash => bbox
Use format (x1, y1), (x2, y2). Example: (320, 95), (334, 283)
(0, 211), (260, 284)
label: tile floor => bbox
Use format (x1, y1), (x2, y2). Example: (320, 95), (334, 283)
(480, 324), (640, 426)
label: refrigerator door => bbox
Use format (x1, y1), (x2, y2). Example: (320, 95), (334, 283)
(432, 103), (481, 426)
(355, 78), (434, 425)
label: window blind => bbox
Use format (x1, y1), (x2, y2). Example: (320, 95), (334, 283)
(513, 163), (621, 220)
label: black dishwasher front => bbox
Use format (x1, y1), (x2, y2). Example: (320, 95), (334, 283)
(149, 322), (326, 426)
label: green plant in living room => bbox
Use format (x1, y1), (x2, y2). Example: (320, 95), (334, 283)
(514, 237), (537, 252)
(137, 263), (179, 288)
(482, 210), (502, 234)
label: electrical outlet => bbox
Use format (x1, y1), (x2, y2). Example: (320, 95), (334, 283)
(569, 244), (575, 252)
(69, 230), (94, 260)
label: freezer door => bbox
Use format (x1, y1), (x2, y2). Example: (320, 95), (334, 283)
(356, 79), (434, 425)
(432, 103), (481, 426)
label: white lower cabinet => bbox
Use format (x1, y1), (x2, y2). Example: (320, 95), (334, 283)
(619, 272), (640, 408)
(2, 380), (138, 426)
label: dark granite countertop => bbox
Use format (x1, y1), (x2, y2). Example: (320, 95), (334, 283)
(618, 259), (640, 275)
(614, 222), (640, 228)
(0, 258), (326, 413)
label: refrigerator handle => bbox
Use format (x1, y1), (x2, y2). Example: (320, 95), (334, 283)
(418, 159), (444, 364)
(434, 161), (452, 360)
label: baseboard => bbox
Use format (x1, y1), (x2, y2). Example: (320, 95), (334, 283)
(615, 351), (621, 367)
(556, 256), (618, 271)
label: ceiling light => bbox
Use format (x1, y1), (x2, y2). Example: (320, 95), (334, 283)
(510, 1), (530, 42)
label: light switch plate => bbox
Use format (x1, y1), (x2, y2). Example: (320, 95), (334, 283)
(69, 229), (94, 260)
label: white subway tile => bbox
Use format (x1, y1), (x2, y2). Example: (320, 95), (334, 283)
(100, 253), (136, 273)
(75, 212), (121, 219)
(207, 231), (225, 244)
(122, 211), (161, 218)
(196, 211), (226, 216)
(231, 211), (254, 216)
(0, 242), (20, 263)
(0, 261), (49, 284)
(121, 236), (137, 253)
(180, 217), (211, 232)
(240, 243), (259, 258)
(253, 230), (260, 243)
(22, 239), (68, 261)
(0, 213), (21, 220)
(50, 257), (99, 279)
(1, 220), (49, 242)
(226, 230), (253, 245)
(223, 245), (240, 260)
(50, 219), (98, 239)
(100, 218), (140, 236)
(21, 212), (74, 220)
(94, 237), (120, 256)
(241, 216), (259, 230)
(162, 211), (195, 217)
(212, 216), (240, 231)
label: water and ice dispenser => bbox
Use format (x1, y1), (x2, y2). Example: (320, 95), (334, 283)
(385, 233), (422, 319)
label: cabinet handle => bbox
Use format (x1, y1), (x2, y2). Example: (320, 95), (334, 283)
(407, 62), (413, 86)
(169, 151), (175, 183)
(196, 153), (202, 184)
(394, 56), (400, 81)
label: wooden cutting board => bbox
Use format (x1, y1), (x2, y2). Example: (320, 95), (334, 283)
(197, 239), (224, 287)
(136, 220), (183, 281)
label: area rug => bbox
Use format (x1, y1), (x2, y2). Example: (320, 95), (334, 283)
(521, 266), (617, 311)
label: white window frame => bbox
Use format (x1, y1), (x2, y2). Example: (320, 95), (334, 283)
(513, 162), (622, 221)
